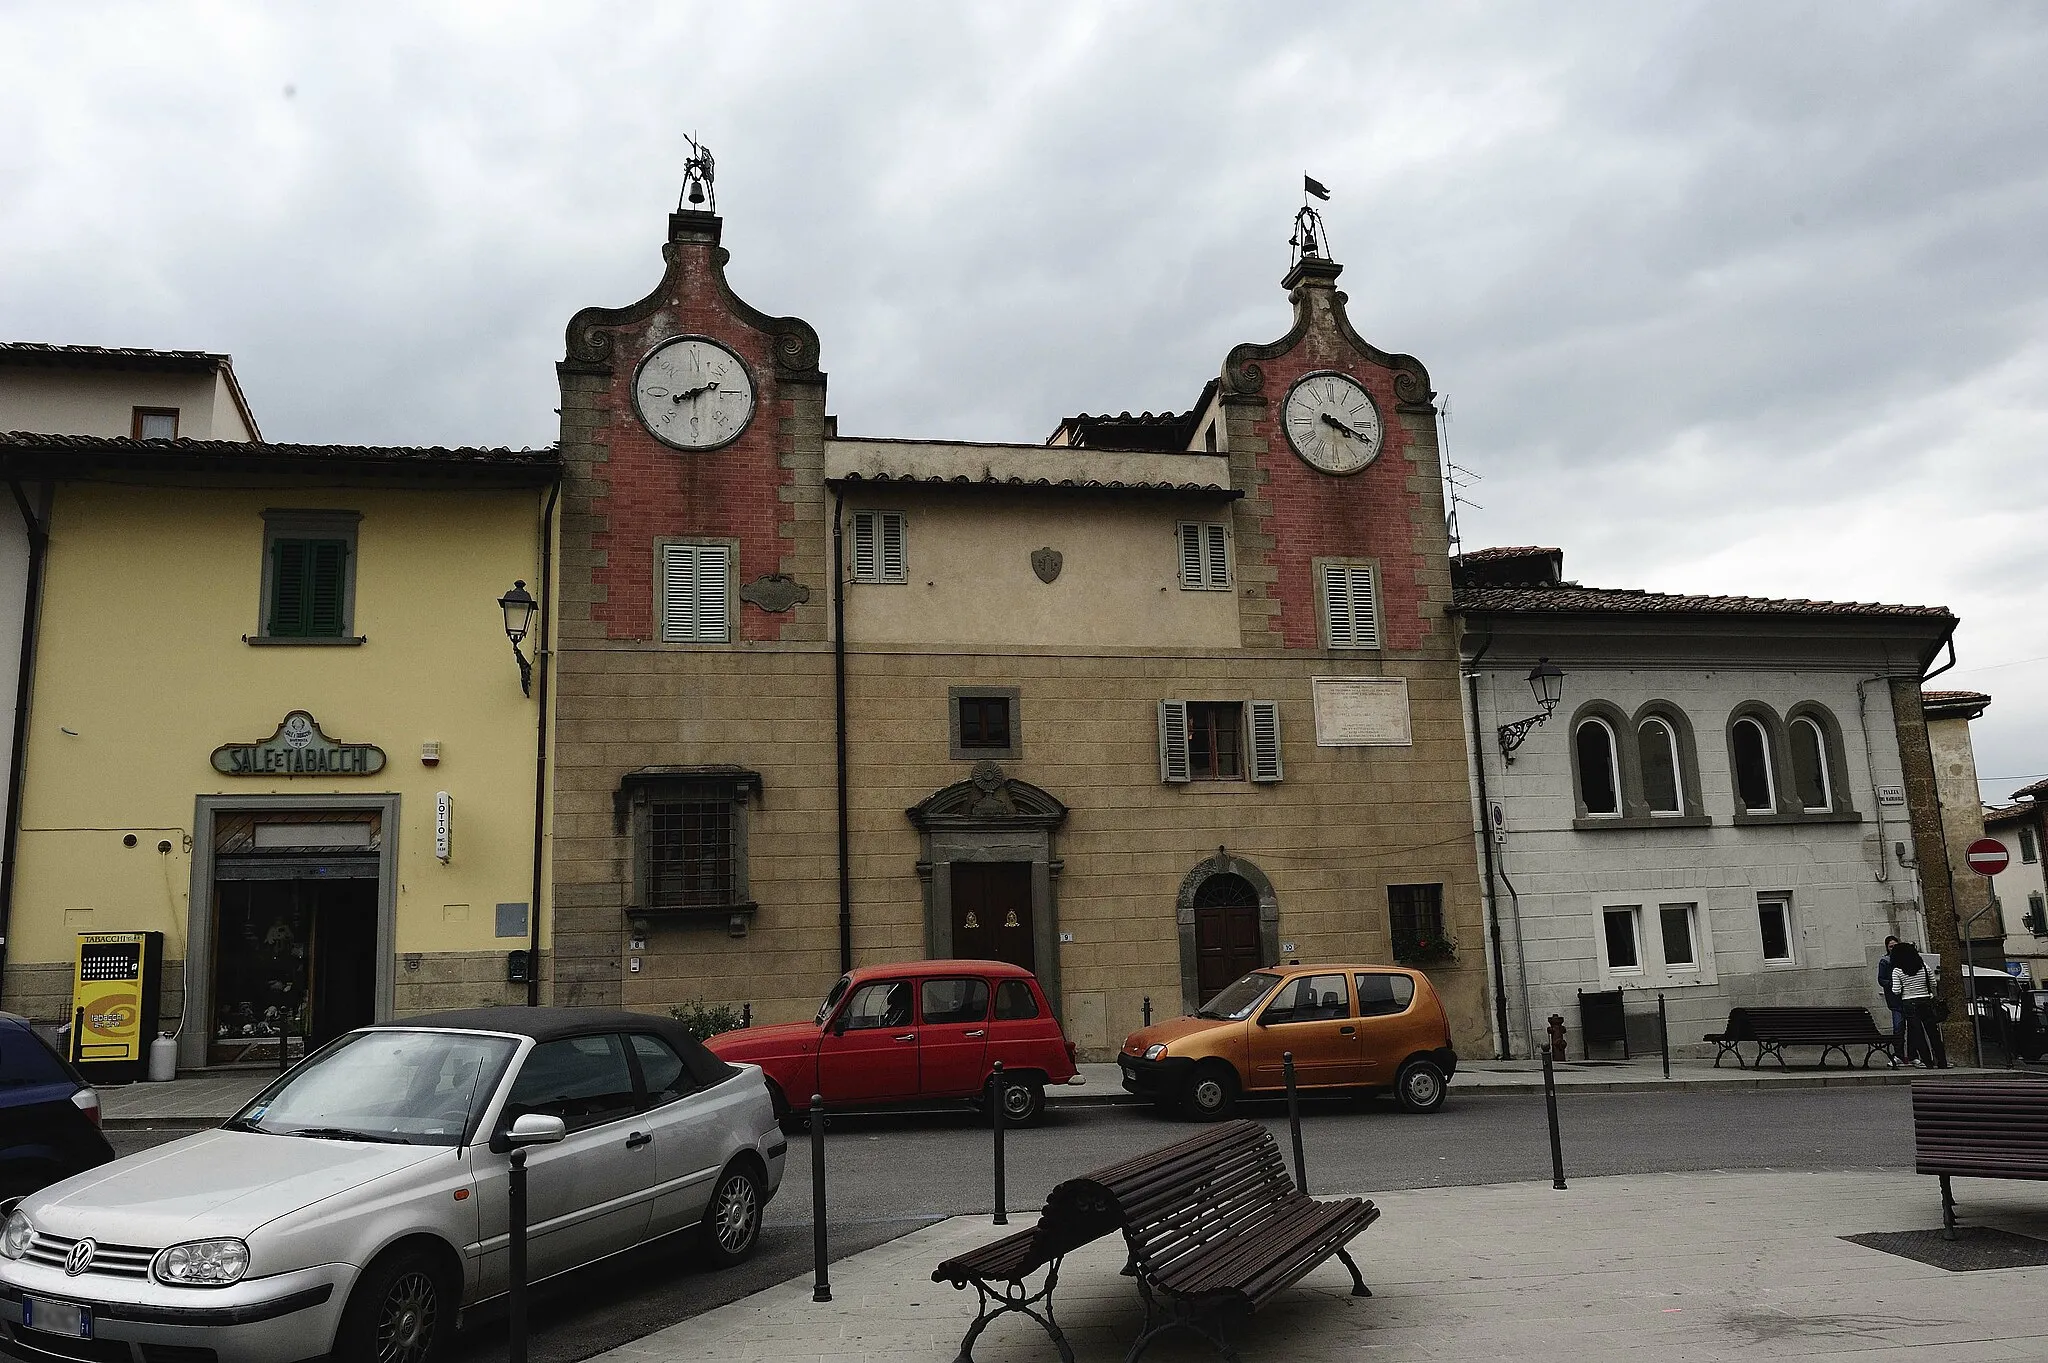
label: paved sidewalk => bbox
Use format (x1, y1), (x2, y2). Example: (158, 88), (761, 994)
(97, 1055), (1990, 1128)
(594, 1168), (2048, 1362)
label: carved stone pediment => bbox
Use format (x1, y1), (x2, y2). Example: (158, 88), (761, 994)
(737, 574), (811, 613)
(907, 762), (1067, 832)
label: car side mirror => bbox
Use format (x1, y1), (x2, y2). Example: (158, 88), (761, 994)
(490, 1112), (567, 1154)
(830, 1014), (849, 1037)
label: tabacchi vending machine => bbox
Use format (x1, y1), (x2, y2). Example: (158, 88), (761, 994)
(68, 931), (165, 1082)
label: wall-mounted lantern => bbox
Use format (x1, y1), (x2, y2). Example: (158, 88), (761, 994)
(1497, 657), (1566, 765)
(499, 580), (538, 697)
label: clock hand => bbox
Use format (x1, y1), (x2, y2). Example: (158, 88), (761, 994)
(1320, 412), (1369, 440)
(671, 380), (720, 402)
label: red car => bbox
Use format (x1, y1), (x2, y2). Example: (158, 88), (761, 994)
(704, 960), (1078, 1125)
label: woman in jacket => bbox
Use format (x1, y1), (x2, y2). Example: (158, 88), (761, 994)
(1889, 940), (1949, 1068)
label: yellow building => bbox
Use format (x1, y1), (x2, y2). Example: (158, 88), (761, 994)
(0, 433), (558, 1069)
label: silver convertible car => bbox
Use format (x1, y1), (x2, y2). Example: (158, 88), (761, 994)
(0, 1007), (785, 1363)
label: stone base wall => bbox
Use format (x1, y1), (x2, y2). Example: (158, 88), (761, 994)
(394, 949), (552, 1016)
(3, 958), (186, 1036)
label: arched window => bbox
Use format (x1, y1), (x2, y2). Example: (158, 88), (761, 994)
(1637, 717), (1682, 816)
(1731, 717), (1776, 813)
(1789, 716), (1833, 812)
(1575, 718), (1622, 817)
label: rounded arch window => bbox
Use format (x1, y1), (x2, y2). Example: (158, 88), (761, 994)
(1192, 873), (1259, 911)
(1638, 716), (1682, 815)
(1789, 716), (1834, 812)
(1575, 718), (1622, 817)
(1732, 716), (1776, 813)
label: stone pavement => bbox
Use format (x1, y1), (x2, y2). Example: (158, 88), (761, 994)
(593, 1168), (2048, 1362)
(96, 1054), (1983, 1128)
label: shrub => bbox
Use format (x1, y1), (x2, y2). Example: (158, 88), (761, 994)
(668, 998), (748, 1041)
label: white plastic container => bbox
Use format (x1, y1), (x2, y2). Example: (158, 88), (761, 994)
(147, 1032), (178, 1082)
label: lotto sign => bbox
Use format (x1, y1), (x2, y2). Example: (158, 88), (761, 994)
(1965, 838), (2010, 877)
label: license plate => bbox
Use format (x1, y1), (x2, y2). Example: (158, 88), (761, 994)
(22, 1296), (92, 1339)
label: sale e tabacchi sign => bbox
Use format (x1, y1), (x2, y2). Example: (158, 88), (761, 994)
(211, 710), (386, 776)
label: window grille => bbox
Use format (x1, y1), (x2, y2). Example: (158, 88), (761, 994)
(1389, 883), (1447, 963)
(649, 800), (735, 909)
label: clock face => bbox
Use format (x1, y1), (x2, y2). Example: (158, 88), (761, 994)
(632, 337), (756, 451)
(1282, 371), (1383, 475)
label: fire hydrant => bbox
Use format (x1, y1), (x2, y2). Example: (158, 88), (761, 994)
(1546, 1013), (1568, 1062)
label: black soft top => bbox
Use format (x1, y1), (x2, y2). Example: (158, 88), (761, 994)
(372, 1006), (736, 1088)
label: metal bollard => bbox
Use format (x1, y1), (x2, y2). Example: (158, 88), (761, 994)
(1282, 1052), (1308, 1195)
(1142, 996), (1152, 1027)
(742, 1002), (752, 1030)
(990, 1061), (1008, 1225)
(508, 1148), (530, 1363)
(1658, 993), (1670, 1079)
(810, 1092), (830, 1303)
(1541, 1047), (1566, 1190)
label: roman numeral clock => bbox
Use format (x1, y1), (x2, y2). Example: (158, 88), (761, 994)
(1283, 370), (1383, 475)
(632, 336), (756, 450)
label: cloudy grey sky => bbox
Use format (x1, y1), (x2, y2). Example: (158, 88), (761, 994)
(6, 2), (2046, 796)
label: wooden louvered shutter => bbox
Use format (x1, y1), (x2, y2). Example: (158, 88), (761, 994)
(1204, 525), (1229, 588)
(663, 543), (732, 642)
(1158, 699), (1192, 783)
(879, 512), (906, 582)
(270, 539), (308, 636)
(1322, 564), (1379, 649)
(305, 540), (348, 636)
(1248, 700), (1283, 782)
(693, 543), (731, 641)
(851, 512), (879, 581)
(1179, 524), (1203, 587)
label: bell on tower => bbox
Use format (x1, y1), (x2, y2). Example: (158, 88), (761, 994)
(679, 133), (716, 214)
(1288, 173), (1334, 268)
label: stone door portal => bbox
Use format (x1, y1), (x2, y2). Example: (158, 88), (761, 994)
(951, 862), (1035, 972)
(1193, 873), (1263, 1001)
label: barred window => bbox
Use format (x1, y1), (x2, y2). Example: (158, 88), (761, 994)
(649, 800), (735, 910)
(1388, 883), (1447, 964)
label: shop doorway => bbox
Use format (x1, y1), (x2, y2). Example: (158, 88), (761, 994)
(950, 862), (1035, 972)
(209, 878), (378, 1065)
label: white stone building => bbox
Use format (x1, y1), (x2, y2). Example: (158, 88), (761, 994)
(1984, 784), (2048, 986)
(1452, 547), (1958, 1058)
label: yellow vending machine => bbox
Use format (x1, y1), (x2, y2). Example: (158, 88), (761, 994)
(69, 931), (164, 1081)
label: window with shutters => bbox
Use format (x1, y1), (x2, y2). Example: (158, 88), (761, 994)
(658, 540), (733, 643)
(1158, 700), (1282, 785)
(1178, 523), (1230, 590)
(257, 510), (360, 643)
(850, 510), (907, 584)
(1315, 560), (1381, 650)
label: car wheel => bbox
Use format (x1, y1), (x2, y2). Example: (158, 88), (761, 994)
(1182, 1063), (1237, 1121)
(995, 1077), (1045, 1127)
(335, 1249), (451, 1363)
(701, 1162), (764, 1269)
(1395, 1059), (1447, 1114)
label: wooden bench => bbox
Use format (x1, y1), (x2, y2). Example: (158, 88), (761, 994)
(1913, 1078), (2048, 1239)
(1703, 1005), (1895, 1070)
(933, 1119), (1379, 1363)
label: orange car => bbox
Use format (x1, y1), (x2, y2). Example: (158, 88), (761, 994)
(1119, 964), (1457, 1118)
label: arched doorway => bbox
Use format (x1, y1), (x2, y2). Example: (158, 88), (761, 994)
(1192, 874), (1262, 1002)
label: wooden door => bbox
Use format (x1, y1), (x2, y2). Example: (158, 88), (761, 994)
(950, 863), (1034, 972)
(1193, 873), (1263, 1002)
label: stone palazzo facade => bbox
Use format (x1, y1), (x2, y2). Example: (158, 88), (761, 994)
(546, 210), (1486, 1060)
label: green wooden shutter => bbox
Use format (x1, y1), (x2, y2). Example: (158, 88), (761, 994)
(270, 540), (309, 636)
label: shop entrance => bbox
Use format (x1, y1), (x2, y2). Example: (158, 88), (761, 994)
(205, 808), (385, 1066)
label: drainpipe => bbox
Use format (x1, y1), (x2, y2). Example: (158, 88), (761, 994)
(526, 480), (560, 1007)
(1464, 634), (1512, 1057)
(0, 480), (49, 1004)
(832, 492), (852, 975)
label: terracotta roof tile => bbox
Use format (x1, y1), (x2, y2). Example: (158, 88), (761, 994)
(0, 341), (228, 369)
(1451, 583), (1952, 620)
(0, 431), (557, 475)
(826, 470), (1239, 498)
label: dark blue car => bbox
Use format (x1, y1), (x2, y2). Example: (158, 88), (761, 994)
(0, 1012), (114, 1203)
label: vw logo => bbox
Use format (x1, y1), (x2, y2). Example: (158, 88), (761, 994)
(64, 1239), (95, 1277)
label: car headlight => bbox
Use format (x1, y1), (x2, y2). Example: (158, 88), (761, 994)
(1, 1210), (32, 1260)
(1143, 1044), (1169, 1061)
(152, 1239), (250, 1287)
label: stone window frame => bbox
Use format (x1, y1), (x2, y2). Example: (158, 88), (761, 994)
(1757, 891), (1796, 965)
(655, 536), (738, 645)
(250, 508), (364, 647)
(1725, 702), (1861, 827)
(949, 686), (1022, 761)
(1565, 699), (1712, 831)
(614, 767), (762, 930)
(1570, 707), (1626, 820)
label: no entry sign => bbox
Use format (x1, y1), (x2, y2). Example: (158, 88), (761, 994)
(1965, 838), (2010, 877)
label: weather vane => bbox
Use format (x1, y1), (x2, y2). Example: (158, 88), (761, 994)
(680, 134), (716, 214)
(1289, 173), (1332, 267)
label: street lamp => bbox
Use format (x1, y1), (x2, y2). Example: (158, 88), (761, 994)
(499, 580), (537, 697)
(1497, 658), (1566, 764)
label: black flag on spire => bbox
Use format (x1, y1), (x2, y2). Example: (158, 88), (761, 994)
(1303, 174), (1331, 201)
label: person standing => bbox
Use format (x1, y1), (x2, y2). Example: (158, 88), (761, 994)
(1890, 940), (1949, 1068)
(1878, 935), (1904, 1063)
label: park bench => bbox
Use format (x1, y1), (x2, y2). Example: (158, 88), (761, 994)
(1912, 1078), (2048, 1239)
(1703, 1005), (1894, 1070)
(932, 1118), (1379, 1363)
